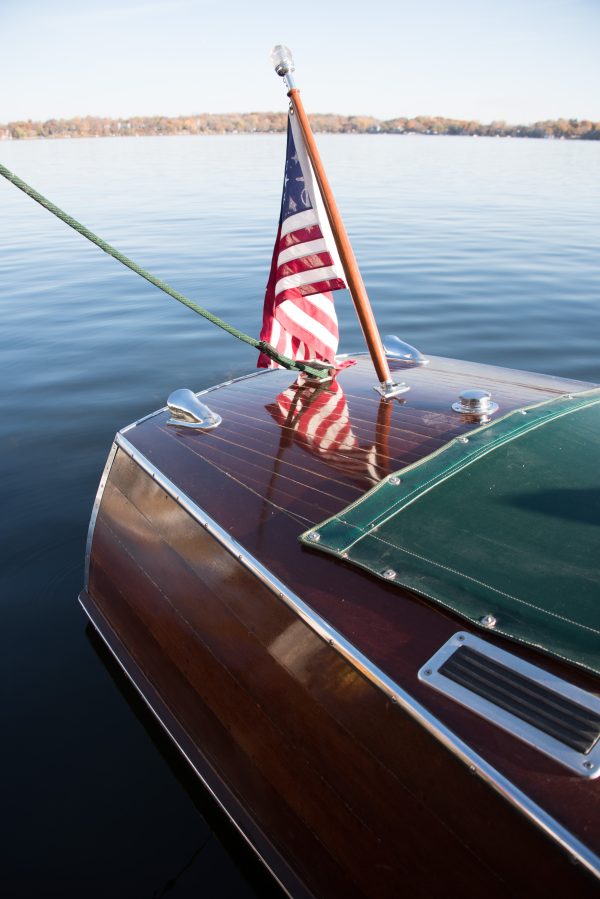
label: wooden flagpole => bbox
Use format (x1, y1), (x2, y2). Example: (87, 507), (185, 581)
(271, 46), (406, 396)
(286, 86), (395, 390)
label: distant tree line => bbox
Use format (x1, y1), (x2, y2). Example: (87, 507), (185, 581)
(1, 113), (599, 141)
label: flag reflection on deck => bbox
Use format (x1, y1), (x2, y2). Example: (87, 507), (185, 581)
(266, 382), (383, 488)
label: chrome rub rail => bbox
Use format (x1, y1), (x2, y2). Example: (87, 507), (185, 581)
(85, 429), (600, 882)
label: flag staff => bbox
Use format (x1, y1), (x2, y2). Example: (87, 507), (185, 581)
(271, 45), (407, 398)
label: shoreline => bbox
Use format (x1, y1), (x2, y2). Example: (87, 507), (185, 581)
(2, 113), (599, 142)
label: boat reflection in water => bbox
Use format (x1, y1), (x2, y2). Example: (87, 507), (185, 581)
(80, 352), (600, 898)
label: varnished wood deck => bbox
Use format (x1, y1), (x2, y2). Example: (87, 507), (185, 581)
(83, 354), (600, 897)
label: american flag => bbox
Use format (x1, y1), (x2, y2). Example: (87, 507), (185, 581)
(257, 112), (347, 368)
(266, 381), (384, 488)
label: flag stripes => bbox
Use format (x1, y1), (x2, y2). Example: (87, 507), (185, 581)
(258, 113), (346, 368)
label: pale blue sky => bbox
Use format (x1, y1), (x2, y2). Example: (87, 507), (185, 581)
(2, 0), (599, 123)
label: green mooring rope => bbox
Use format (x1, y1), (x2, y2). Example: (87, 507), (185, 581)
(0, 162), (329, 379)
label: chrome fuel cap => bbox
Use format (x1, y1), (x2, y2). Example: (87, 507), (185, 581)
(452, 388), (499, 418)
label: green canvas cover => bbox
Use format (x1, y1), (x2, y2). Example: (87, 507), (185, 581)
(301, 390), (600, 677)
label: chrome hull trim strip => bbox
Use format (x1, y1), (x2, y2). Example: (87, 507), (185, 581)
(78, 593), (294, 899)
(84, 442), (118, 590)
(112, 431), (600, 881)
(120, 368), (273, 435)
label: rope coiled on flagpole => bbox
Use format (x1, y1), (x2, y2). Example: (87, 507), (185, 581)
(0, 161), (329, 379)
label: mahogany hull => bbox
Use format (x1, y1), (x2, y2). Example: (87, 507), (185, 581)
(81, 356), (600, 897)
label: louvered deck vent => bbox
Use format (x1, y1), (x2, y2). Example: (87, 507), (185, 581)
(419, 633), (600, 778)
(440, 645), (600, 754)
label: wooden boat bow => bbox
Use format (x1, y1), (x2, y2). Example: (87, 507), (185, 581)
(81, 355), (600, 897)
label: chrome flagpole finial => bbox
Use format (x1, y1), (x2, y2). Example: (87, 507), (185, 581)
(270, 45), (296, 89)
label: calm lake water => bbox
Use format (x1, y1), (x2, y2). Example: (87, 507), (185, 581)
(1, 133), (599, 896)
